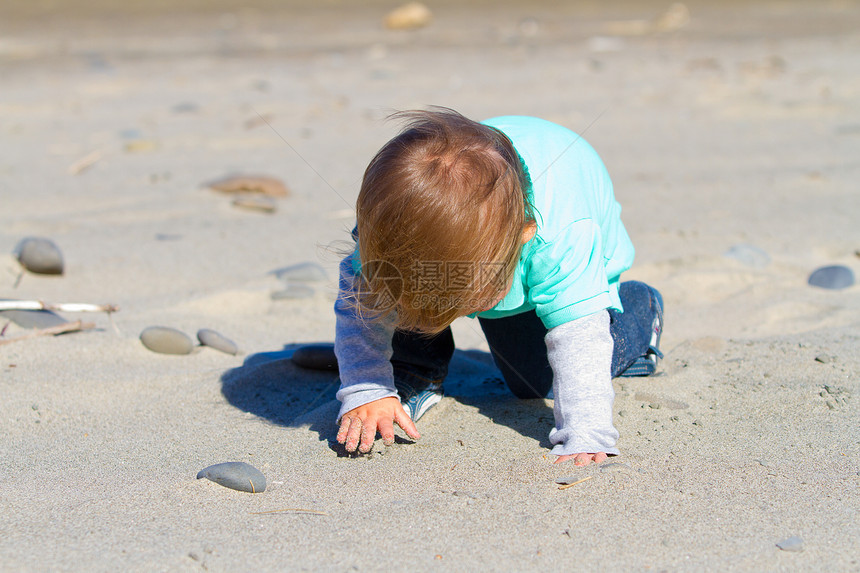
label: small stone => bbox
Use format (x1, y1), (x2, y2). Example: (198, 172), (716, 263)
(206, 175), (289, 197)
(814, 354), (835, 364)
(140, 326), (194, 355)
(231, 196), (276, 213)
(554, 475), (580, 485)
(600, 462), (632, 474)
(270, 284), (315, 299)
(292, 344), (338, 371)
(171, 101), (199, 113)
(724, 244), (771, 268)
(776, 536), (804, 552)
(808, 265), (854, 289)
(384, 2), (432, 30)
(197, 462), (266, 493)
(197, 329), (239, 355)
(271, 262), (328, 282)
(14, 237), (64, 275)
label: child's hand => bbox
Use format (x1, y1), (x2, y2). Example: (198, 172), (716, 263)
(554, 452), (608, 466)
(336, 396), (420, 454)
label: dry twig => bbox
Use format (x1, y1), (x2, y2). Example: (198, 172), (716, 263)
(558, 476), (593, 490)
(0, 320), (94, 346)
(250, 508), (329, 516)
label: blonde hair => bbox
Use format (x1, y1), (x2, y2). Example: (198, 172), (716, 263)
(354, 108), (534, 335)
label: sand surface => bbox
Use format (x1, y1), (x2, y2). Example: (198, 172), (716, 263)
(1, 1), (858, 570)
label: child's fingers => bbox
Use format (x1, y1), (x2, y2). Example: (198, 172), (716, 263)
(377, 417), (396, 446)
(336, 417), (351, 444)
(358, 418), (377, 453)
(341, 416), (363, 452)
(393, 407), (421, 440)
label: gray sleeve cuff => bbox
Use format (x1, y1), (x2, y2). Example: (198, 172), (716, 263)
(545, 310), (620, 456)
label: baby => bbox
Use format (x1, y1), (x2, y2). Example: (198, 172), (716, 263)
(333, 108), (663, 466)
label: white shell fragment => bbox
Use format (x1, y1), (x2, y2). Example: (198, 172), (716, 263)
(140, 326), (194, 355)
(14, 237), (65, 275)
(231, 196), (276, 213)
(197, 462), (266, 493)
(197, 328), (239, 355)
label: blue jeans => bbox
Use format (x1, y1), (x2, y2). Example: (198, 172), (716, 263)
(391, 281), (662, 399)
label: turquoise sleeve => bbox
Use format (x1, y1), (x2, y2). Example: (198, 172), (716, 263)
(526, 220), (617, 329)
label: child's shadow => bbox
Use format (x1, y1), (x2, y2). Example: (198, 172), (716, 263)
(220, 344), (554, 452)
(445, 349), (554, 450)
(220, 344), (341, 443)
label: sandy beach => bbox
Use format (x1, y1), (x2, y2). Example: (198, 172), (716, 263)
(1, 1), (858, 570)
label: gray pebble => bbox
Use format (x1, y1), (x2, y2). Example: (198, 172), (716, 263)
(291, 344), (338, 371)
(197, 329), (239, 355)
(14, 237), (64, 275)
(270, 284), (315, 299)
(724, 244), (771, 268)
(0, 308), (68, 329)
(776, 536), (804, 552)
(808, 265), (854, 289)
(140, 326), (194, 355)
(271, 262), (328, 282)
(600, 462), (632, 474)
(554, 475), (581, 485)
(197, 462), (266, 493)
(171, 101), (199, 113)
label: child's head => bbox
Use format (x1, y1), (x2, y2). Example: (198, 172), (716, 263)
(355, 108), (535, 334)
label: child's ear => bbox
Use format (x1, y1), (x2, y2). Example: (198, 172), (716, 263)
(522, 221), (537, 244)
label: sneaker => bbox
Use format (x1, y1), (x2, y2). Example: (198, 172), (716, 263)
(619, 288), (664, 377)
(395, 380), (444, 421)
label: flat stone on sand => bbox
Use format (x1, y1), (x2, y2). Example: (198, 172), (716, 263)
(270, 284), (315, 299)
(776, 536), (804, 552)
(271, 262), (328, 282)
(724, 243), (771, 268)
(14, 237), (64, 275)
(206, 175), (289, 197)
(140, 326), (194, 355)
(600, 462), (632, 474)
(291, 344), (338, 371)
(384, 2), (432, 30)
(197, 462), (266, 493)
(808, 265), (854, 289)
(197, 329), (239, 355)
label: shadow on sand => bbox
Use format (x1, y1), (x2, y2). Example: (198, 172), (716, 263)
(220, 343), (554, 453)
